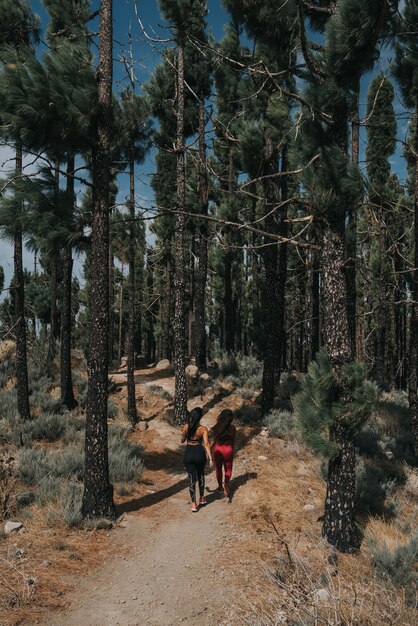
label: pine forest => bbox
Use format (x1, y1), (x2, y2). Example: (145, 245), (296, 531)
(1, 1), (418, 624)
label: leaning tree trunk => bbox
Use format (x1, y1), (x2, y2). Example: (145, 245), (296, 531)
(408, 104), (418, 458)
(321, 227), (360, 553)
(82, 0), (115, 520)
(127, 157), (137, 425)
(14, 143), (31, 421)
(60, 157), (77, 410)
(172, 33), (187, 424)
(194, 100), (209, 371)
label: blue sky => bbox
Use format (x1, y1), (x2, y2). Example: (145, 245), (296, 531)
(0, 1), (411, 296)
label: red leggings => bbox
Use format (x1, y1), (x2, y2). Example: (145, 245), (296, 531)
(213, 444), (233, 488)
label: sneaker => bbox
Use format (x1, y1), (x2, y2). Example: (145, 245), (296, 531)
(199, 498), (207, 506)
(223, 483), (230, 498)
(191, 503), (199, 513)
(216, 486), (223, 493)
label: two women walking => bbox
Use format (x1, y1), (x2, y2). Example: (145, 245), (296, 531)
(181, 407), (236, 512)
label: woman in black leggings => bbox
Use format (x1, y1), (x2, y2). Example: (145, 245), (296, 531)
(181, 407), (212, 512)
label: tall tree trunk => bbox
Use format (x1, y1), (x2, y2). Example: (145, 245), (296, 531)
(118, 264), (124, 364)
(311, 244), (320, 361)
(14, 143), (31, 421)
(194, 100), (209, 371)
(60, 156), (77, 410)
(173, 33), (187, 424)
(261, 157), (279, 415)
(375, 204), (387, 387)
(346, 92), (359, 358)
(408, 104), (418, 458)
(127, 158), (137, 424)
(82, 0), (115, 520)
(161, 259), (171, 360)
(224, 150), (235, 354)
(50, 156), (60, 341)
(277, 147), (289, 374)
(108, 244), (115, 365)
(321, 227), (359, 553)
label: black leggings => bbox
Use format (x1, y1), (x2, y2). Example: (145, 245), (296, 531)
(184, 444), (206, 502)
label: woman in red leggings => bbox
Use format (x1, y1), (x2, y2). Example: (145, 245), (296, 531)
(210, 409), (236, 498)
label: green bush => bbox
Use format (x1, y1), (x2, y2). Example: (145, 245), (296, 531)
(0, 389), (18, 424)
(236, 387), (255, 400)
(108, 425), (144, 484)
(107, 398), (119, 419)
(60, 480), (83, 528)
(218, 354), (238, 377)
(355, 458), (403, 518)
(235, 403), (261, 424)
(367, 532), (418, 589)
(146, 384), (173, 400)
(293, 350), (377, 458)
(18, 413), (65, 444)
(18, 445), (84, 485)
(264, 409), (300, 440)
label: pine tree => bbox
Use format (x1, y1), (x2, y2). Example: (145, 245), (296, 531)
(297, 0), (395, 552)
(117, 85), (151, 424)
(366, 73), (396, 388)
(81, 0), (115, 520)
(393, 0), (418, 457)
(157, 0), (209, 423)
(0, 0), (39, 421)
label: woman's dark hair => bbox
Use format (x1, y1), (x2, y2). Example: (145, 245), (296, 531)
(187, 407), (203, 439)
(211, 409), (234, 443)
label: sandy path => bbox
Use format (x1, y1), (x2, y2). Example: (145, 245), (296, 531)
(37, 369), (245, 626)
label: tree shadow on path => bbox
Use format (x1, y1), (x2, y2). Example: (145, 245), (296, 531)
(117, 477), (189, 514)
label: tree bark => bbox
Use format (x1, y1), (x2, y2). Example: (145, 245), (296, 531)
(82, 0), (115, 520)
(194, 100), (209, 371)
(346, 91), (359, 358)
(60, 155), (77, 410)
(118, 264), (124, 364)
(127, 158), (137, 424)
(173, 33), (187, 424)
(14, 143), (31, 421)
(408, 104), (418, 458)
(321, 227), (360, 553)
(375, 204), (387, 388)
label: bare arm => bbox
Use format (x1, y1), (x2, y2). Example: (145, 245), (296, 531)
(181, 424), (188, 444)
(202, 427), (213, 465)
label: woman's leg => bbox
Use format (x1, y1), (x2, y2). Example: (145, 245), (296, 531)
(197, 458), (206, 499)
(213, 446), (224, 489)
(223, 445), (234, 485)
(185, 462), (197, 503)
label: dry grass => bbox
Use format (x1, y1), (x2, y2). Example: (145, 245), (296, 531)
(0, 508), (116, 626)
(224, 434), (417, 626)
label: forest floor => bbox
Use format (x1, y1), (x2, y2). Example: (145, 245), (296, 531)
(2, 362), (418, 625)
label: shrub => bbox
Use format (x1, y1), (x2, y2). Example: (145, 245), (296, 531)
(60, 480), (83, 528)
(107, 398), (119, 419)
(355, 458), (402, 518)
(108, 425), (144, 484)
(293, 350), (377, 458)
(236, 387), (255, 400)
(367, 532), (418, 589)
(0, 388), (18, 424)
(235, 403), (261, 424)
(278, 373), (300, 399)
(146, 384), (173, 400)
(264, 409), (300, 440)
(18, 445), (84, 485)
(18, 413), (65, 444)
(218, 353), (238, 377)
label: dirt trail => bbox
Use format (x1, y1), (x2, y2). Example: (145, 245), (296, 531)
(38, 368), (252, 626)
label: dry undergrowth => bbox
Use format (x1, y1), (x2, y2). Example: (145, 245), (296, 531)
(224, 433), (418, 625)
(0, 509), (116, 626)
